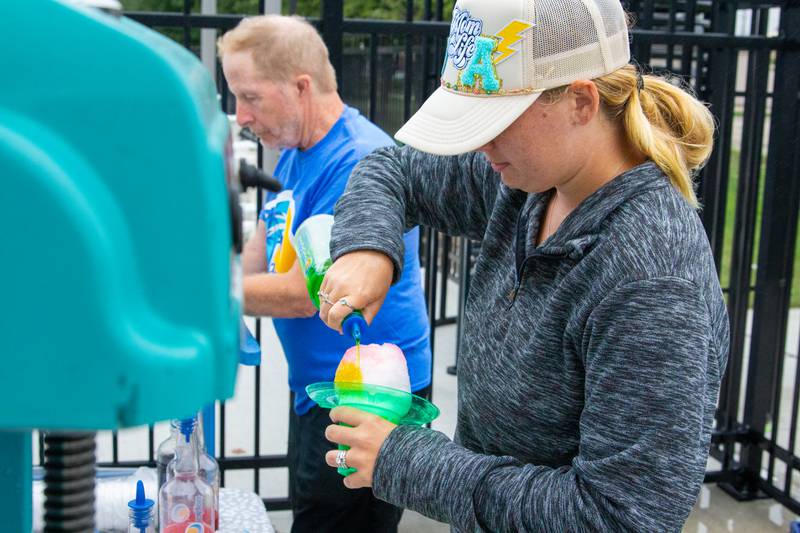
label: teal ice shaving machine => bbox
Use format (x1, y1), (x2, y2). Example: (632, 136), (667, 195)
(1, 0), (244, 429)
(0, 1), (280, 530)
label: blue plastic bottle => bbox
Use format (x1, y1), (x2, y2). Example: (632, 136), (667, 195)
(128, 480), (155, 533)
(158, 417), (215, 533)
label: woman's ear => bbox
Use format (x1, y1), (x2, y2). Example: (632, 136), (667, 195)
(569, 80), (600, 126)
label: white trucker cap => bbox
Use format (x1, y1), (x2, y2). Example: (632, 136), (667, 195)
(395, 0), (631, 155)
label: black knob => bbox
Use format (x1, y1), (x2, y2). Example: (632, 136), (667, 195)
(239, 159), (282, 193)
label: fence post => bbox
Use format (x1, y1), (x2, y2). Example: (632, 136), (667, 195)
(699, 0), (737, 270)
(321, 0), (344, 83)
(701, 0), (741, 476)
(725, 0), (800, 500)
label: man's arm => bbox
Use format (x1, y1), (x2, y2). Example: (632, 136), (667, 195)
(242, 220), (267, 275)
(243, 259), (317, 318)
(241, 219), (316, 318)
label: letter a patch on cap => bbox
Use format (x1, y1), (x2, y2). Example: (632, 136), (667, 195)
(459, 36), (501, 93)
(440, 17), (537, 96)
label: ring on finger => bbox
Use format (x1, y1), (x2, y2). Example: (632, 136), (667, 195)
(317, 290), (333, 305)
(335, 449), (349, 470)
(338, 298), (356, 311)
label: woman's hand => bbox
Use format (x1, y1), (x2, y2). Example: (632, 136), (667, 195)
(324, 406), (397, 489)
(318, 250), (394, 332)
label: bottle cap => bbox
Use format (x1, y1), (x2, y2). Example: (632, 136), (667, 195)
(127, 480), (154, 527)
(178, 416), (196, 442)
(342, 312), (367, 343)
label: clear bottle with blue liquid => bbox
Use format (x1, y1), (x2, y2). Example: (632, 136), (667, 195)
(158, 416), (215, 533)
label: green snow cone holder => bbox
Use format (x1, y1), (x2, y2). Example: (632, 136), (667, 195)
(306, 382), (439, 476)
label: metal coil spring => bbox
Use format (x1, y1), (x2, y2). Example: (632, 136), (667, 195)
(43, 432), (96, 533)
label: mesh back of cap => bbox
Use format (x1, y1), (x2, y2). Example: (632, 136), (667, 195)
(524, 0), (630, 90)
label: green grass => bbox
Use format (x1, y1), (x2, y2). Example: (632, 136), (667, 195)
(718, 150), (800, 308)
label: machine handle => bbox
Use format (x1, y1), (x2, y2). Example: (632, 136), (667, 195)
(239, 159), (282, 193)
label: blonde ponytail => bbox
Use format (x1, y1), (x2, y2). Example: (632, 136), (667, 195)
(593, 64), (715, 208)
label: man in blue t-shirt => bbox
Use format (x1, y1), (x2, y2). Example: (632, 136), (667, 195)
(219, 15), (431, 533)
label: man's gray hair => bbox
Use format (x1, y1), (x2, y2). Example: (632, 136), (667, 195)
(218, 15), (337, 93)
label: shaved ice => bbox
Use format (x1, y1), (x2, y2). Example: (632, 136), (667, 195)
(334, 343), (412, 422)
(334, 343), (411, 393)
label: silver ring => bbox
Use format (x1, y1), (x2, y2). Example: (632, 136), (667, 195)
(338, 298), (356, 311)
(317, 291), (333, 305)
(335, 449), (349, 469)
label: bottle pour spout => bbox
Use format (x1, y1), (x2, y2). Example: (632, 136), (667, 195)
(342, 312), (367, 343)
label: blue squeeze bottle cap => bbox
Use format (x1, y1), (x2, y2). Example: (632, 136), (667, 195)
(342, 312), (367, 343)
(128, 480), (154, 528)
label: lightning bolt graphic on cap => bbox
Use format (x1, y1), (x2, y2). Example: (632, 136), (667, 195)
(493, 20), (534, 64)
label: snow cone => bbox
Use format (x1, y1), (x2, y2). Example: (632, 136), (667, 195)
(306, 343), (439, 476)
(333, 343), (413, 423)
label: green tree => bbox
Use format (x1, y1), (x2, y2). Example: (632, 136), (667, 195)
(122, 0), (454, 19)
(122, 0), (261, 14)
(286, 0), (455, 19)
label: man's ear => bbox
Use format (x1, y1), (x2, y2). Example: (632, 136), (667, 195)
(569, 80), (600, 126)
(295, 74), (312, 97)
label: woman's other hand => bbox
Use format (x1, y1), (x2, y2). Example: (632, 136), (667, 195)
(318, 250), (394, 332)
(324, 406), (396, 488)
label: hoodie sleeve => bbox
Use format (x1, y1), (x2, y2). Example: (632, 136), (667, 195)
(330, 145), (499, 281)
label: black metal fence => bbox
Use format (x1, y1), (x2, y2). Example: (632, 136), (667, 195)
(84, 0), (800, 516)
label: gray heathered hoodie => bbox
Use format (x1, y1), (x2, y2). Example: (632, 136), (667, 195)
(330, 146), (730, 533)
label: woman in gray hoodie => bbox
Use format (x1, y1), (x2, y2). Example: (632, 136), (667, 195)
(315, 0), (729, 531)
